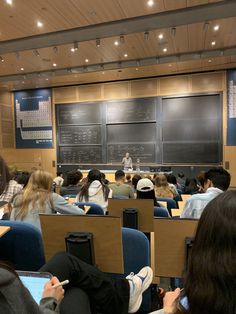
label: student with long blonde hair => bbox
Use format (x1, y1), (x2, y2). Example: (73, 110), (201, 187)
(10, 170), (84, 231)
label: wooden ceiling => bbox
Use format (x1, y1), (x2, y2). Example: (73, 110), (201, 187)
(1, 0), (236, 91)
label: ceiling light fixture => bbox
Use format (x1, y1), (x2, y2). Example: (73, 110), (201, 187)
(211, 41), (216, 46)
(171, 27), (176, 37)
(96, 39), (101, 47)
(53, 63), (57, 67)
(214, 25), (220, 31)
(158, 34), (164, 39)
(6, 0), (12, 5)
(85, 59), (89, 63)
(144, 31), (149, 40)
(71, 42), (79, 52)
(208, 59), (212, 63)
(147, 0), (154, 7)
(120, 35), (125, 44)
(20, 67), (24, 71)
(0, 56), (4, 62)
(124, 53), (128, 58)
(33, 49), (40, 57)
(37, 21), (43, 28)
(163, 48), (167, 52)
(114, 40), (119, 46)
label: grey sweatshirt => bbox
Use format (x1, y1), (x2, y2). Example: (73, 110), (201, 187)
(0, 267), (58, 313)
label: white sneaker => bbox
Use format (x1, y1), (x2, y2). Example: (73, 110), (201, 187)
(126, 266), (153, 313)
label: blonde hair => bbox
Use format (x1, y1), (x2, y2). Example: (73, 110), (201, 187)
(14, 170), (53, 219)
(155, 174), (168, 187)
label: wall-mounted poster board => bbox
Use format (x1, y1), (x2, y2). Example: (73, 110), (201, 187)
(14, 89), (53, 148)
(227, 69), (236, 145)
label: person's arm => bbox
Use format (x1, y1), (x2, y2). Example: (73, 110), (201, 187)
(129, 186), (135, 199)
(180, 198), (193, 218)
(53, 193), (85, 215)
(130, 158), (132, 168)
(121, 157), (125, 164)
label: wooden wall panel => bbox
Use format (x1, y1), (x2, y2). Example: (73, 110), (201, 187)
(79, 84), (102, 101)
(160, 76), (190, 94)
(191, 72), (224, 92)
(224, 146), (236, 187)
(53, 86), (79, 103)
(130, 79), (158, 97)
(104, 82), (129, 99)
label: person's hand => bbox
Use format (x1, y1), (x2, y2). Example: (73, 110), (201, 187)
(42, 277), (64, 302)
(3, 203), (11, 214)
(163, 288), (181, 314)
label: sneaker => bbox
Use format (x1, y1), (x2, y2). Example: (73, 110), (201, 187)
(126, 266), (153, 313)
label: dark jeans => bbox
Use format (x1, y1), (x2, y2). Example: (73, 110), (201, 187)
(40, 252), (130, 314)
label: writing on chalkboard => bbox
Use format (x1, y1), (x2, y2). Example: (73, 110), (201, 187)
(59, 125), (101, 145)
(59, 146), (102, 164)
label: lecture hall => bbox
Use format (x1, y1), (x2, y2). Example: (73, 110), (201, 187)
(0, 1), (236, 314)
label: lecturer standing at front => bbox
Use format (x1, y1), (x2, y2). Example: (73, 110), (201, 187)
(121, 152), (132, 170)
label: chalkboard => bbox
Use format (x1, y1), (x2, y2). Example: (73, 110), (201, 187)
(59, 146), (103, 164)
(162, 94), (222, 164)
(163, 143), (220, 164)
(59, 125), (101, 145)
(106, 98), (156, 123)
(107, 123), (156, 143)
(57, 102), (101, 125)
(107, 144), (155, 163)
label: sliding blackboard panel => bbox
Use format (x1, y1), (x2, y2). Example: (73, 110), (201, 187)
(162, 95), (220, 120)
(163, 143), (220, 164)
(59, 146), (103, 164)
(163, 118), (220, 141)
(59, 125), (101, 145)
(107, 144), (155, 163)
(106, 98), (156, 123)
(57, 102), (101, 125)
(107, 123), (156, 143)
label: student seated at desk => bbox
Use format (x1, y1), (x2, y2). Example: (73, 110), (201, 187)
(151, 190), (236, 314)
(136, 178), (159, 207)
(0, 252), (153, 314)
(154, 174), (174, 199)
(108, 170), (135, 199)
(60, 170), (83, 196)
(77, 169), (112, 213)
(8, 170), (84, 231)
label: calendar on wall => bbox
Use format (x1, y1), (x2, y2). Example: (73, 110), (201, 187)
(14, 89), (53, 148)
(227, 70), (236, 145)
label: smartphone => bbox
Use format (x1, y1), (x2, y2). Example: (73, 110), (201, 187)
(17, 271), (52, 304)
(178, 291), (189, 311)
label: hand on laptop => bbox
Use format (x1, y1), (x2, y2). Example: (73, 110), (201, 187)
(42, 276), (65, 301)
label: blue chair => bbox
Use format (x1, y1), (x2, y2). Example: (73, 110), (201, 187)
(112, 195), (129, 199)
(154, 206), (170, 217)
(0, 221), (45, 270)
(156, 197), (177, 217)
(74, 202), (104, 215)
(121, 228), (151, 313)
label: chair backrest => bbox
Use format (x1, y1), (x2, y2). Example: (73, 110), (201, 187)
(0, 221), (45, 270)
(74, 202), (104, 215)
(156, 197), (177, 216)
(154, 206), (170, 217)
(112, 195), (129, 199)
(121, 228), (151, 312)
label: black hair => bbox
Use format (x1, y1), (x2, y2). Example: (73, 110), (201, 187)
(79, 169), (110, 201)
(136, 189), (158, 206)
(132, 174), (142, 190)
(178, 172), (185, 178)
(0, 156), (11, 195)
(167, 174), (177, 185)
(56, 172), (63, 177)
(204, 167), (230, 191)
(184, 178), (199, 194)
(15, 171), (30, 188)
(184, 190), (236, 314)
(115, 170), (125, 181)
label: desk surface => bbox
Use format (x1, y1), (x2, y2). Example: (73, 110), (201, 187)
(0, 226), (10, 237)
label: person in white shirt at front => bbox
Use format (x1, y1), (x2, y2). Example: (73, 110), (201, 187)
(181, 167), (230, 219)
(122, 152), (133, 170)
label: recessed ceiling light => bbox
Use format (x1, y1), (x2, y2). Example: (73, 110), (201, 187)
(37, 21), (43, 28)
(6, 0), (12, 5)
(168, 64), (172, 67)
(102, 71), (105, 75)
(158, 34), (164, 39)
(208, 59), (212, 63)
(213, 25), (220, 31)
(45, 78), (49, 80)
(124, 53), (128, 58)
(85, 59), (89, 63)
(147, 0), (154, 7)
(20, 67), (24, 71)
(163, 48), (167, 52)
(136, 68), (139, 71)
(114, 40), (119, 46)
(53, 63), (57, 67)
(211, 41), (216, 46)
(0, 56), (4, 62)
(71, 48), (75, 52)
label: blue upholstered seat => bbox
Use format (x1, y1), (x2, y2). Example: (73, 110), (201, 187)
(154, 206), (170, 217)
(0, 220), (45, 270)
(74, 202), (104, 215)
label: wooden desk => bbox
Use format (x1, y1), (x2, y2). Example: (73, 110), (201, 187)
(0, 226), (10, 237)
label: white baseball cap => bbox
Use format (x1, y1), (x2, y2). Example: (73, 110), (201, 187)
(136, 178), (154, 192)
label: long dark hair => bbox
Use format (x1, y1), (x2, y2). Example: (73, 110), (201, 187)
(0, 156), (11, 195)
(136, 189), (158, 206)
(184, 190), (236, 314)
(79, 169), (110, 202)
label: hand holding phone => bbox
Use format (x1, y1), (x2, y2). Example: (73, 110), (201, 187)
(163, 288), (181, 314)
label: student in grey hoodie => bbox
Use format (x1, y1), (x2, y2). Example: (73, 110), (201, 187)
(77, 169), (112, 213)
